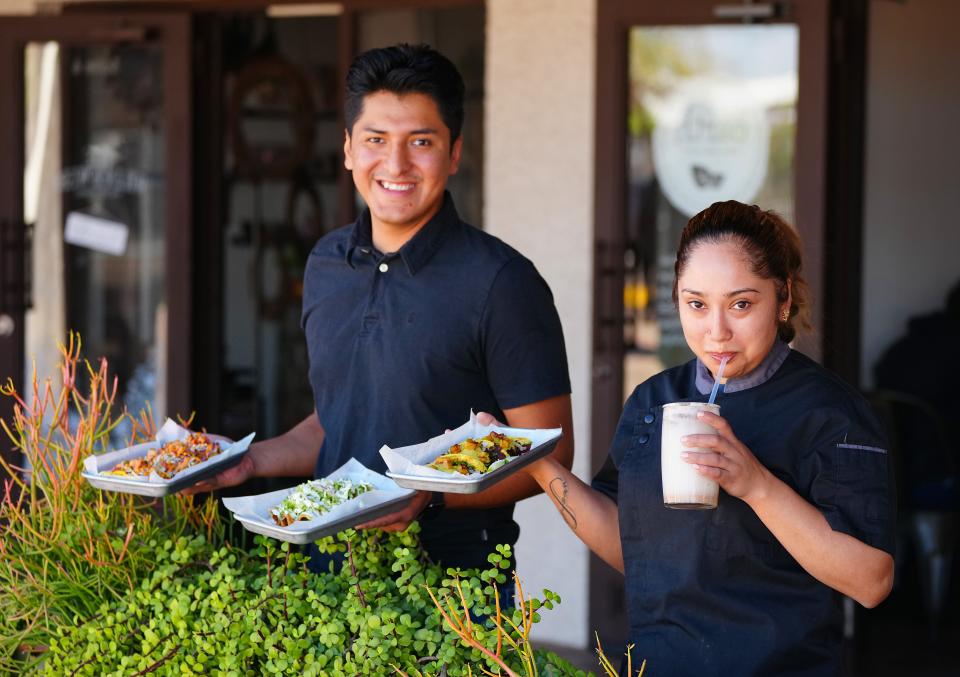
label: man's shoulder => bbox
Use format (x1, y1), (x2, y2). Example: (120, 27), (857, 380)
(445, 222), (551, 296)
(309, 222), (355, 259)
(446, 220), (525, 266)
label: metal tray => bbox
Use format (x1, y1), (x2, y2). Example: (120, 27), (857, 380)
(227, 490), (417, 545)
(386, 433), (561, 494)
(81, 449), (248, 498)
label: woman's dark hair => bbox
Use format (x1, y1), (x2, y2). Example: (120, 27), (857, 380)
(672, 200), (813, 342)
(344, 43), (465, 143)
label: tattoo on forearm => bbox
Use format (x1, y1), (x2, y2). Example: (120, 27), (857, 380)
(549, 477), (578, 530)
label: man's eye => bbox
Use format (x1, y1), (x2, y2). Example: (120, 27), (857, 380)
(366, 136), (383, 144)
(412, 138), (431, 147)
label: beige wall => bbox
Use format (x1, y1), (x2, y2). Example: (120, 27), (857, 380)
(485, 0), (596, 649)
(3, 0), (38, 13)
(861, 0), (960, 386)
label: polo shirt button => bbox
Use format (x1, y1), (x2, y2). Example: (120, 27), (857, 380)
(638, 434), (649, 444)
(643, 413), (655, 424)
(378, 262), (389, 273)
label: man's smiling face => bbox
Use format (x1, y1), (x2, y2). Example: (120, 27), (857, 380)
(344, 91), (461, 241)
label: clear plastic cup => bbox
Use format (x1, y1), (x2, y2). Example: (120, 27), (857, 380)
(661, 402), (720, 509)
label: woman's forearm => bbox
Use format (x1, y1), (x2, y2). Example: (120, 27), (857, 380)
(526, 457), (624, 572)
(745, 473), (894, 607)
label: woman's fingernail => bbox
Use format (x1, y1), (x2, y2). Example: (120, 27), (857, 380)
(681, 436), (690, 444)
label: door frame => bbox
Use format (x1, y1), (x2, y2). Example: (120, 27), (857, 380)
(0, 14), (192, 468)
(591, 0), (831, 647)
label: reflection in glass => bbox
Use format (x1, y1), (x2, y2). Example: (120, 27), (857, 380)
(23, 41), (167, 439)
(624, 25), (798, 396)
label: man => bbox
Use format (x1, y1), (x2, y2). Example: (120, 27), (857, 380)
(193, 44), (572, 573)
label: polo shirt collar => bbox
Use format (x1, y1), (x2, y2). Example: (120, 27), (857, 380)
(694, 339), (791, 396)
(345, 192), (459, 275)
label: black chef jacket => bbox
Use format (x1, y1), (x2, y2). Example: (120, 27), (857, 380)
(592, 341), (895, 676)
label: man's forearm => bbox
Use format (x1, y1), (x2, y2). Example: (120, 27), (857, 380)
(446, 394), (574, 509)
(249, 411), (324, 478)
(444, 470), (544, 509)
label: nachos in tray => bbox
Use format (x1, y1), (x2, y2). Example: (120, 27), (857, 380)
(427, 431), (533, 475)
(104, 432), (222, 480)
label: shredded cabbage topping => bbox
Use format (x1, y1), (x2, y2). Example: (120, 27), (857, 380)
(270, 478), (373, 527)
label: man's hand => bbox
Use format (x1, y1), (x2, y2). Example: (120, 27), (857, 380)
(356, 490), (432, 532)
(182, 452), (256, 495)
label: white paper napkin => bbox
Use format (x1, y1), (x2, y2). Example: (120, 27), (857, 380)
(379, 411), (562, 481)
(82, 418), (255, 484)
(221, 458), (411, 534)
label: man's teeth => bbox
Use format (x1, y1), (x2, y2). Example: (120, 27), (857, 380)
(381, 180), (414, 191)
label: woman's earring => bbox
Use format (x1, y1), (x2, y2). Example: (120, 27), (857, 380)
(780, 309), (790, 322)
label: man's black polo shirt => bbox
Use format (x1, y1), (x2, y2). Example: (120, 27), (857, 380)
(301, 193), (570, 569)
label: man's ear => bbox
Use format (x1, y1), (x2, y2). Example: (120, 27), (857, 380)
(343, 129), (353, 171)
(449, 136), (463, 175)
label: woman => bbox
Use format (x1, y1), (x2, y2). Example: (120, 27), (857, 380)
(517, 201), (894, 676)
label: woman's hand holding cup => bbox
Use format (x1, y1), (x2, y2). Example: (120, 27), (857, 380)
(681, 411), (773, 504)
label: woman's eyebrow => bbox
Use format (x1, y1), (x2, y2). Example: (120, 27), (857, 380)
(679, 287), (760, 296)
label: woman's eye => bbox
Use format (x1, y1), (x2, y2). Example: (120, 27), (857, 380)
(687, 300), (705, 310)
(732, 300), (752, 310)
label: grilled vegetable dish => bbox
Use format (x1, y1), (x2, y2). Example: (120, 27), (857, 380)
(428, 431), (533, 475)
(104, 432), (222, 479)
(270, 478), (374, 527)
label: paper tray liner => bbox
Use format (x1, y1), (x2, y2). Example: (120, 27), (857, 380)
(222, 458), (416, 544)
(380, 413), (563, 494)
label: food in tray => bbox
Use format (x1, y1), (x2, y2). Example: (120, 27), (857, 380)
(104, 432), (222, 480)
(270, 478), (374, 527)
(427, 431), (533, 475)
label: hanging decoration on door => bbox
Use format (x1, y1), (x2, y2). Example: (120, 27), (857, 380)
(649, 78), (772, 217)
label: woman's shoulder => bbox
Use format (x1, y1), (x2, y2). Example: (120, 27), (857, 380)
(777, 350), (868, 408)
(626, 358), (699, 410)
(775, 350), (886, 443)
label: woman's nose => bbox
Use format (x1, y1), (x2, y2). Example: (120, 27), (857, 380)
(708, 310), (732, 339)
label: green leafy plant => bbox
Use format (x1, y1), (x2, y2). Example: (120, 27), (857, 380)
(1, 335), (640, 676)
(0, 335), (220, 673)
(41, 526), (577, 676)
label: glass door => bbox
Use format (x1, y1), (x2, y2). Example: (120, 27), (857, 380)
(0, 15), (191, 459)
(624, 22), (800, 393)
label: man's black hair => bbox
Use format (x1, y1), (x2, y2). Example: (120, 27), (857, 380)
(344, 43), (465, 141)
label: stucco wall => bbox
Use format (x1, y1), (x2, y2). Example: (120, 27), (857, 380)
(3, 0), (36, 13)
(485, 0), (596, 649)
(861, 0), (960, 386)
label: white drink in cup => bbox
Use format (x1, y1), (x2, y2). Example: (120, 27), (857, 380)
(661, 402), (720, 509)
